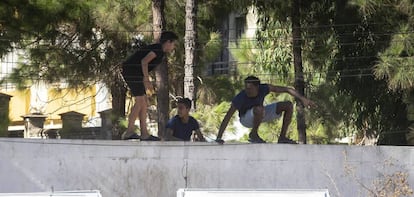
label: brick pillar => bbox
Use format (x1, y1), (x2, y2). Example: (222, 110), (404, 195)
(0, 93), (12, 137)
(21, 113), (47, 138)
(59, 111), (85, 139)
(99, 109), (113, 140)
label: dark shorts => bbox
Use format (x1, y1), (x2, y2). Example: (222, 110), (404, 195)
(122, 74), (146, 96)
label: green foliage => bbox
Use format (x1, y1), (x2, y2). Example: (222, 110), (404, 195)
(197, 75), (240, 105)
(229, 32), (301, 142)
(1, 0), (156, 88)
(239, 121), (282, 143)
(229, 35), (257, 77)
(2, 0), (114, 88)
(2, 0), (413, 145)
(198, 0), (234, 29)
(93, 0), (151, 32)
(374, 23), (414, 91)
(193, 101), (236, 136)
(164, 0), (236, 99)
(0, 0), (92, 56)
(332, 0), (411, 144)
(256, 21), (292, 83)
(309, 83), (359, 140)
(235, 0), (411, 144)
(237, 0), (412, 145)
(234, 1), (338, 143)
(201, 32), (222, 66)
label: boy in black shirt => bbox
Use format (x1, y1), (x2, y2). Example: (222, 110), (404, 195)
(121, 31), (178, 140)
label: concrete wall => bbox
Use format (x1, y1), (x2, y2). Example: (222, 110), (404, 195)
(0, 138), (412, 197)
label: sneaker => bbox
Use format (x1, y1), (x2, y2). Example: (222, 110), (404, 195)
(215, 139), (225, 144)
(248, 132), (266, 143)
(248, 137), (266, 143)
(121, 132), (140, 140)
(277, 138), (297, 144)
(140, 135), (161, 141)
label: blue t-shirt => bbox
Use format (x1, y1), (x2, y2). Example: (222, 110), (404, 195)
(166, 115), (200, 141)
(232, 84), (270, 116)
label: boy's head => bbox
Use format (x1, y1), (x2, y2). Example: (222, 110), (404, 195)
(177, 98), (192, 118)
(160, 31), (178, 53)
(244, 76), (261, 98)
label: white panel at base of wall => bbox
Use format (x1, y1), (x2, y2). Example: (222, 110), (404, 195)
(0, 190), (102, 197)
(177, 189), (330, 197)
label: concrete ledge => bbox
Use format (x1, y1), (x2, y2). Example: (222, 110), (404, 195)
(0, 138), (412, 197)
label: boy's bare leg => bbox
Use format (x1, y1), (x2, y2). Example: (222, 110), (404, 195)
(249, 106), (264, 139)
(137, 96), (150, 139)
(276, 101), (293, 140)
(123, 96), (146, 139)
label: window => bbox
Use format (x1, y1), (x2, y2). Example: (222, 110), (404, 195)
(0, 50), (20, 91)
(235, 16), (246, 40)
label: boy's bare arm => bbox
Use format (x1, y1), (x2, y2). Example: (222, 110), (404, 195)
(268, 84), (316, 108)
(194, 129), (206, 142)
(216, 104), (237, 143)
(141, 52), (157, 94)
(164, 128), (182, 141)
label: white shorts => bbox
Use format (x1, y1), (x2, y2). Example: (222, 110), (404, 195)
(239, 103), (281, 128)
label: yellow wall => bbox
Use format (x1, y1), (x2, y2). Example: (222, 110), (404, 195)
(6, 86), (97, 124)
(46, 87), (96, 120)
(7, 89), (30, 123)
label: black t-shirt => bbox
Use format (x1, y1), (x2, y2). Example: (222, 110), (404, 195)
(122, 43), (165, 77)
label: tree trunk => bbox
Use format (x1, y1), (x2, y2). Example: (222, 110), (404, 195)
(110, 75), (127, 140)
(184, 0), (197, 109)
(360, 119), (378, 145)
(152, 0), (168, 139)
(406, 90), (414, 145)
(292, 0), (307, 144)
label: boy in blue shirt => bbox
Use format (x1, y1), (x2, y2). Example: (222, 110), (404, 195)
(216, 76), (316, 144)
(164, 98), (205, 141)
